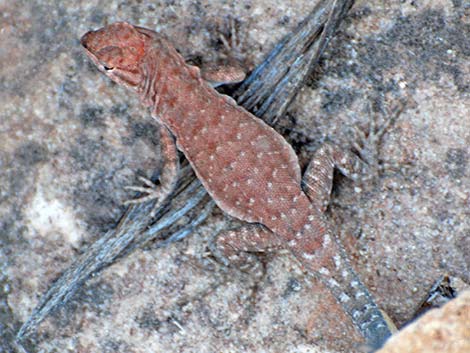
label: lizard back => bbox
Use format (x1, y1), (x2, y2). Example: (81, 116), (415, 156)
(144, 35), (306, 227)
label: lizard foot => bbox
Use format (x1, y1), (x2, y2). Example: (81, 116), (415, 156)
(209, 224), (283, 278)
(123, 123), (180, 217)
(123, 175), (173, 216)
(351, 98), (407, 177)
(123, 175), (162, 203)
(198, 15), (247, 87)
(218, 15), (245, 63)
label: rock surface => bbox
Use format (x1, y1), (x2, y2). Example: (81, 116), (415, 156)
(377, 290), (470, 353)
(1, 1), (469, 352)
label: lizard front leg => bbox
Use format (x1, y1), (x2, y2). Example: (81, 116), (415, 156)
(124, 123), (180, 216)
(199, 15), (246, 88)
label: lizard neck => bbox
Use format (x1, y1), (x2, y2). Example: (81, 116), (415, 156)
(137, 37), (205, 128)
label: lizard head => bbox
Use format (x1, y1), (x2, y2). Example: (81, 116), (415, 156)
(81, 22), (155, 88)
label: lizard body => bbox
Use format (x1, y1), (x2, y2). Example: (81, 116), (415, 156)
(81, 22), (391, 349)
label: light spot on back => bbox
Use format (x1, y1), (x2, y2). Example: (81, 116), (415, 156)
(302, 252), (315, 260)
(328, 278), (340, 287)
(333, 255), (342, 269)
(288, 239), (297, 247)
(339, 293), (351, 303)
(323, 234), (331, 247)
(355, 291), (365, 299)
(319, 267), (330, 275)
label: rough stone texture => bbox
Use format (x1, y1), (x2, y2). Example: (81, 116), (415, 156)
(1, 1), (469, 353)
(377, 290), (470, 353)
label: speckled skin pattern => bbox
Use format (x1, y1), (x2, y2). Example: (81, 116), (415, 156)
(81, 22), (391, 349)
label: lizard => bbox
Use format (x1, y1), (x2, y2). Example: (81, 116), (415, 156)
(81, 21), (392, 350)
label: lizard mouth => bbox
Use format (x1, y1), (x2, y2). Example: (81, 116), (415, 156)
(80, 32), (117, 72)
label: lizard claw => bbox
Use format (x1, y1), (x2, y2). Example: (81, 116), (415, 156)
(123, 176), (168, 216)
(218, 15), (244, 61)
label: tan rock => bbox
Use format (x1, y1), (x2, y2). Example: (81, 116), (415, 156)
(377, 290), (470, 353)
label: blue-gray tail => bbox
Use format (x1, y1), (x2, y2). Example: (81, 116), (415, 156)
(316, 249), (392, 350)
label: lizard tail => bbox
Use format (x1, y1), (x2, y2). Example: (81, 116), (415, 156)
(315, 245), (392, 351)
(282, 211), (393, 350)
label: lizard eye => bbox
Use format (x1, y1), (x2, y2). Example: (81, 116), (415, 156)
(103, 65), (114, 71)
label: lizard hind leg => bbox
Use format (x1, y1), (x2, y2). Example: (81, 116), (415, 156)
(302, 143), (367, 212)
(351, 99), (406, 174)
(124, 124), (180, 216)
(210, 224), (283, 276)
